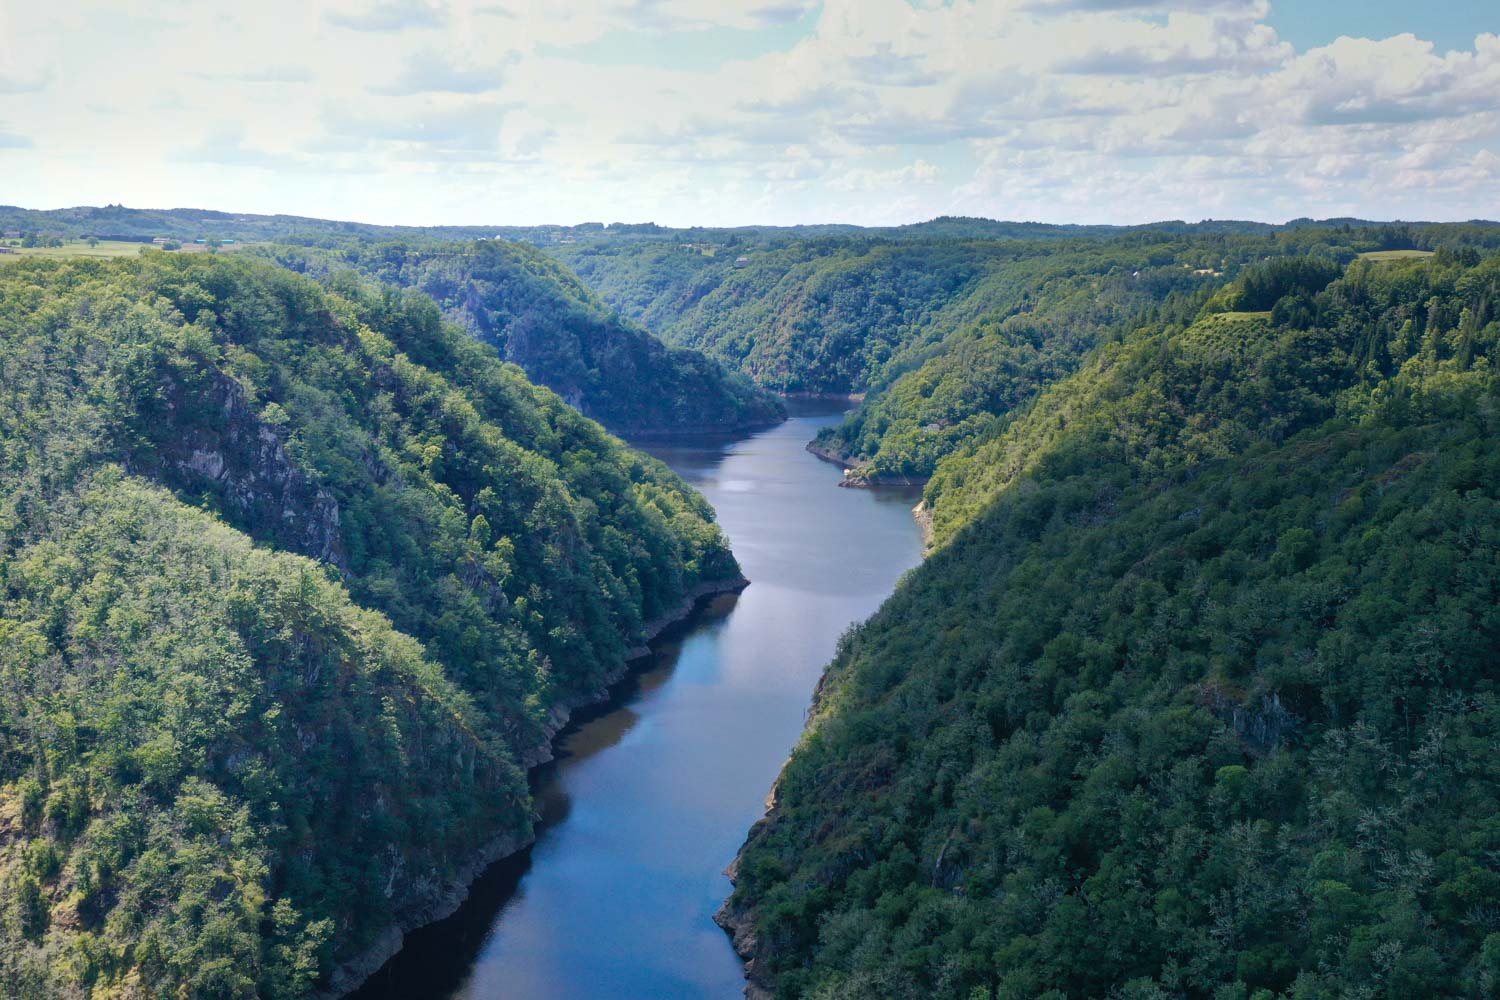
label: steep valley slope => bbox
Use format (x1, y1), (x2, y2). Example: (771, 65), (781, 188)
(719, 248), (1500, 999)
(259, 240), (785, 438)
(0, 252), (744, 999)
(556, 223), (1500, 488)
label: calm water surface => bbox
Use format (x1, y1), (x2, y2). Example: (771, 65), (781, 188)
(350, 399), (925, 1000)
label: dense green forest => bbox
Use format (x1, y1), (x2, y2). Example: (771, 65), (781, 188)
(0, 203), (1343, 249)
(0, 252), (741, 998)
(253, 240), (783, 436)
(558, 224), (1500, 485)
(8, 206), (1500, 1000)
(15, 204), (1497, 477)
(561, 238), (1042, 393)
(803, 244), (1213, 483)
(722, 247), (1500, 999)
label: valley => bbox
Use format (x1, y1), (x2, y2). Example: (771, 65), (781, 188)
(3, 214), (1499, 1000)
(9, 4), (1500, 997)
(348, 400), (924, 998)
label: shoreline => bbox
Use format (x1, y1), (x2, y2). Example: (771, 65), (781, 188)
(323, 573), (751, 999)
(781, 391), (865, 402)
(805, 440), (855, 469)
(714, 650), (840, 1000)
(618, 416), (786, 442)
(841, 471), (929, 489)
(715, 497), (931, 998)
(913, 499), (934, 548)
(715, 862), (775, 1000)
(715, 774), (788, 1000)
(805, 441), (931, 491)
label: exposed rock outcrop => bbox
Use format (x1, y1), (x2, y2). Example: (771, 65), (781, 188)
(716, 853), (776, 1000)
(127, 367), (349, 571)
(317, 827), (531, 1000)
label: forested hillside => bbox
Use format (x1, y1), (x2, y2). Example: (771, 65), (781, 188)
(0, 203), (1290, 249)
(722, 248), (1500, 999)
(9, 208), (1500, 1000)
(562, 237), (1038, 393)
(560, 224), (1500, 486)
(804, 245), (1213, 483)
(0, 252), (742, 998)
(256, 240), (783, 437)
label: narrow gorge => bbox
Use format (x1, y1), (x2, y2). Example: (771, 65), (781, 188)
(347, 400), (926, 998)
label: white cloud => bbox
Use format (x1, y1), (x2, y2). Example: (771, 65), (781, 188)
(176, 128), (302, 169)
(829, 159), (942, 192)
(323, 99), (511, 150)
(605, 0), (817, 32)
(0, 1), (1495, 225)
(324, 1), (446, 32)
(371, 49), (520, 94)
(0, 72), (51, 94)
(224, 66), (317, 84)
(1275, 34), (1500, 126)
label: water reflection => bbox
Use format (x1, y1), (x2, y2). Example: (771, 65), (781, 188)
(349, 400), (924, 1000)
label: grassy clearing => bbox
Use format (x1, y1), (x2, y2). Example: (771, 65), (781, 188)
(1358, 249), (1436, 261)
(2, 240), (260, 261)
(1216, 310), (1274, 320)
(3, 240), (148, 259)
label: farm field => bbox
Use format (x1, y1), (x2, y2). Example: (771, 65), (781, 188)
(1357, 248), (1437, 260)
(1, 239), (258, 259)
(2, 239), (147, 258)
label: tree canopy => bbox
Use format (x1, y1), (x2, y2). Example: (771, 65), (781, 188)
(0, 252), (740, 998)
(724, 247), (1500, 1000)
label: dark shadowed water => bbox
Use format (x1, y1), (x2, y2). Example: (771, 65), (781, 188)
(348, 399), (925, 1000)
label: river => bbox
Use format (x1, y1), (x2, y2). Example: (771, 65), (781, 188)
(348, 398), (926, 999)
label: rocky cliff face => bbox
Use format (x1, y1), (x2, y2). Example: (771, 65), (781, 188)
(125, 366), (348, 572)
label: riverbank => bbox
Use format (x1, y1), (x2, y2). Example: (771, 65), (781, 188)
(805, 440), (855, 469)
(805, 442), (931, 490)
(342, 401), (926, 1000)
(714, 607), (847, 1000)
(618, 416), (786, 441)
(841, 469), (929, 489)
(715, 863), (774, 1000)
(781, 391), (865, 403)
(913, 499), (934, 548)
(715, 496), (930, 999)
(324, 573), (750, 999)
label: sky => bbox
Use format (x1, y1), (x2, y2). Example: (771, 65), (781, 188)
(1, 0), (1497, 228)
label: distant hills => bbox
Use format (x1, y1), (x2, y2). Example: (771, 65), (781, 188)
(5, 203), (1495, 249)
(553, 219), (1500, 484)
(1, 205), (787, 438)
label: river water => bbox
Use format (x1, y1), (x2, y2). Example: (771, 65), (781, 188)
(349, 399), (925, 1000)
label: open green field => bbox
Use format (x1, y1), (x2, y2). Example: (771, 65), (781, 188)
(1358, 249), (1436, 260)
(2, 239), (148, 259)
(1216, 310), (1274, 320)
(1, 239), (261, 261)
